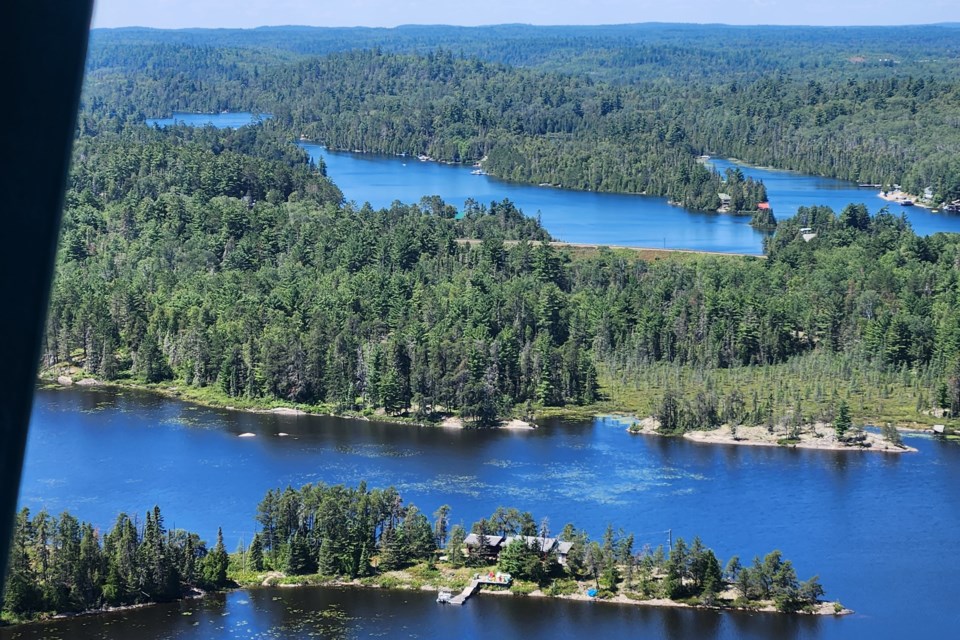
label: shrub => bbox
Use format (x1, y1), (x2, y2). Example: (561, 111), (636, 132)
(510, 581), (537, 595)
(546, 579), (578, 596)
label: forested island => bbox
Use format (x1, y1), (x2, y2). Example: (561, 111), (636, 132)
(1, 483), (843, 625)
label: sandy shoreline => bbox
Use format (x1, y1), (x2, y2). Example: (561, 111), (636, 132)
(877, 189), (935, 210)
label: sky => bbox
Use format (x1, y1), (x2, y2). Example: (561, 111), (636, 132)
(91, 0), (960, 30)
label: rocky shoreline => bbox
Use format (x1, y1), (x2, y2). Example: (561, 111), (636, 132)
(621, 416), (918, 453)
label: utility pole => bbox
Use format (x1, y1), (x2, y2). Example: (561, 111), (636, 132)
(668, 529), (672, 552)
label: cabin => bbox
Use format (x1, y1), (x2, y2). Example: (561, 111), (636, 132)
(757, 202), (771, 210)
(501, 535), (576, 566)
(556, 541), (574, 566)
(464, 533), (504, 560)
(504, 535), (556, 553)
(462, 533), (577, 565)
(799, 227), (817, 242)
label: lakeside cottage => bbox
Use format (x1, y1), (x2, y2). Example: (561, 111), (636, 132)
(463, 533), (505, 561)
(463, 533), (575, 566)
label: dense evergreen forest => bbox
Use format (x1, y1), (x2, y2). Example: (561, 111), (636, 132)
(250, 483), (825, 612)
(1, 484), (827, 622)
(89, 24), (960, 83)
(81, 24), (960, 203)
(2, 506), (228, 622)
(45, 123), (960, 426)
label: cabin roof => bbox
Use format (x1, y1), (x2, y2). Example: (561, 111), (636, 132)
(464, 533), (504, 547)
(504, 535), (558, 552)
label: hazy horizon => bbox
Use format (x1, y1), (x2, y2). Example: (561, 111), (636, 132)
(91, 0), (960, 30)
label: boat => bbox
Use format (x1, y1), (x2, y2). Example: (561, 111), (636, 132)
(471, 169), (486, 175)
(897, 198), (914, 206)
(436, 590), (453, 604)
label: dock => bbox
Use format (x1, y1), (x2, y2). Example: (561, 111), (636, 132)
(447, 579), (480, 605)
(442, 572), (512, 606)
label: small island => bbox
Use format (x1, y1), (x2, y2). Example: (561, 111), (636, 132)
(2, 483), (847, 627)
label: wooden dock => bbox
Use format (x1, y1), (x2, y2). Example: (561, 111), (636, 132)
(447, 579), (480, 605)
(443, 573), (512, 606)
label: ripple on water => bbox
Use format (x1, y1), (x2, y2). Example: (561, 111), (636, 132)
(333, 443), (420, 459)
(483, 458), (528, 469)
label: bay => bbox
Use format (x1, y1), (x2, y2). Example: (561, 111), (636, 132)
(144, 112), (960, 254)
(10, 387), (960, 639)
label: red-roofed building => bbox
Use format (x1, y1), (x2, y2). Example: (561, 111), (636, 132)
(757, 202), (771, 210)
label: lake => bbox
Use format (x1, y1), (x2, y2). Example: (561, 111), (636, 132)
(21, 110), (958, 639)
(306, 148), (960, 253)
(145, 112), (960, 254)
(146, 111), (272, 129)
(9, 386), (960, 640)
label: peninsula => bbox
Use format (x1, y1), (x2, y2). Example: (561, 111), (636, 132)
(0, 483), (846, 626)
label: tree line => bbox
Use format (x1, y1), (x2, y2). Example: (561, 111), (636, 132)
(2, 507), (228, 622)
(250, 483), (825, 613)
(2, 484), (828, 621)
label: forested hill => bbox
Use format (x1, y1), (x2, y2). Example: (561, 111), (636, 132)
(83, 27), (960, 204)
(89, 23), (960, 83)
(82, 46), (770, 212)
(46, 123), (960, 426)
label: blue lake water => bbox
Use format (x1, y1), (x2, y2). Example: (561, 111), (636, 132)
(308, 146), (960, 253)
(707, 157), (960, 239)
(146, 111), (271, 129)
(145, 112), (960, 254)
(304, 145), (767, 253)
(11, 387), (960, 640)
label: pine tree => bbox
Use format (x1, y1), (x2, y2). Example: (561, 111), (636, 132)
(285, 533), (316, 575)
(317, 537), (338, 576)
(249, 533), (264, 572)
(201, 527), (229, 589)
(835, 401), (851, 441)
(447, 525), (466, 568)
